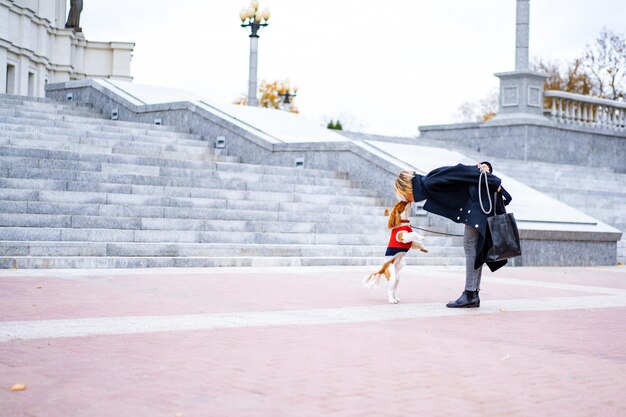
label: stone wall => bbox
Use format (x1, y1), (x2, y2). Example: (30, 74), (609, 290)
(419, 119), (626, 173)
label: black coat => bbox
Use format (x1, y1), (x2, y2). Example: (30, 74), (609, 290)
(411, 164), (512, 271)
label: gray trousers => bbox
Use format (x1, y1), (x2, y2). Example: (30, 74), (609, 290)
(463, 225), (483, 291)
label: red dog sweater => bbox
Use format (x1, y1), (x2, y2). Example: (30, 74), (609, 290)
(385, 225), (413, 256)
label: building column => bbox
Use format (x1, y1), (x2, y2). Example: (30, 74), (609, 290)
(37, 63), (47, 97)
(0, 49), (7, 94)
(18, 56), (30, 96)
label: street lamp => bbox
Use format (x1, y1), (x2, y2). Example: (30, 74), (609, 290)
(239, 1), (270, 107)
(278, 82), (298, 112)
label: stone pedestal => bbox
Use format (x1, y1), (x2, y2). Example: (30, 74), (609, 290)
(488, 70), (547, 123)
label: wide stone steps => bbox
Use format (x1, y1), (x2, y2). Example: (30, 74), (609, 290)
(0, 241), (463, 257)
(0, 116), (204, 142)
(2, 255), (465, 269)
(0, 106), (101, 120)
(0, 212), (410, 235)
(0, 124), (207, 146)
(0, 94), (197, 134)
(0, 226), (457, 247)
(0, 95), (465, 268)
(0, 137), (232, 163)
(0, 166), (379, 198)
(0, 156), (356, 189)
(0, 145), (347, 179)
(0, 178), (384, 207)
(0, 97), (102, 117)
(0, 123), (206, 144)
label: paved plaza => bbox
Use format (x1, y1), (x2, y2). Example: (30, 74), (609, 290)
(1, 265), (625, 417)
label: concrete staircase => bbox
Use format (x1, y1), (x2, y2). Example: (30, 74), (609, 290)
(0, 94), (464, 268)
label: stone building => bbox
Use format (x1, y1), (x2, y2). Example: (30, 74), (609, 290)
(0, 0), (133, 97)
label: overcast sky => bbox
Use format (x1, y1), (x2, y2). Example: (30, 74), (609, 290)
(78, 0), (625, 136)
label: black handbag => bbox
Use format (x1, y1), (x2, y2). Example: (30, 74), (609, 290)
(484, 192), (522, 262)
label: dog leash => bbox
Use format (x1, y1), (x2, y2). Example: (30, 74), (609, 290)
(409, 225), (463, 237)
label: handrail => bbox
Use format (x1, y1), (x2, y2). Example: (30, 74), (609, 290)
(544, 90), (626, 131)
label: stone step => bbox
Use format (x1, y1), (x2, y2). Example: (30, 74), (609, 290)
(0, 111), (194, 136)
(0, 227), (449, 246)
(0, 97), (196, 133)
(0, 166), (378, 197)
(0, 155), (357, 188)
(2, 255), (466, 269)
(0, 95), (101, 114)
(0, 131), (239, 164)
(0, 241), (464, 258)
(545, 188), (626, 200)
(0, 137), (229, 163)
(0, 188), (392, 217)
(0, 177), (383, 206)
(0, 129), (221, 157)
(0, 122), (207, 145)
(0, 213), (454, 243)
(0, 145), (348, 179)
(0, 105), (101, 120)
(504, 176), (623, 192)
(0, 200), (454, 232)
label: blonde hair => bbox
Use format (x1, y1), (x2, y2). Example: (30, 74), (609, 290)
(387, 200), (410, 229)
(394, 170), (414, 201)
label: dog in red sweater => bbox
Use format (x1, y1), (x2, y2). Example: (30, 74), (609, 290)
(363, 200), (428, 303)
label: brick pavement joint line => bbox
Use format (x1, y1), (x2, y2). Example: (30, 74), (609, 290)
(1, 294), (626, 342)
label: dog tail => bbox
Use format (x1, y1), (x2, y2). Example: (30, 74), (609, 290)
(362, 273), (382, 288)
(363, 258), (395, 288)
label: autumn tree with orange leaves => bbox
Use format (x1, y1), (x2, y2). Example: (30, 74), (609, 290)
(235, 79), (299, 113)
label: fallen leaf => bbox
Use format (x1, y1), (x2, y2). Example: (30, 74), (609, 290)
(11, 384), (27, 391)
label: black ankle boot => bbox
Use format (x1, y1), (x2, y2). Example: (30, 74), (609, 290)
(446, 290), (480, 308)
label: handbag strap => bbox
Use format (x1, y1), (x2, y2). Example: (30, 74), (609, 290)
(478, 170), (492, 215)
(493, 191), (506, 215)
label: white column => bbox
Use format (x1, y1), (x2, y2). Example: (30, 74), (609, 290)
(37, 63), (46, 97)
(515, 0), (530, 71)
(18, 56), (30, 96)
(0, 49), (7, 94)
(247, 35), (259, 106)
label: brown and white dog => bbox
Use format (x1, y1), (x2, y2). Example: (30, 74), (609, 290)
(363, 201), (428, 303)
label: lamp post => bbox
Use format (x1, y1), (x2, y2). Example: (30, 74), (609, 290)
(278, 82), (298, 112)
(239, 1), (270, 107)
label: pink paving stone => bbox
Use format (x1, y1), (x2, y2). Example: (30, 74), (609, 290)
(0, 265), (625, 417)
(0, 266), (613, 321)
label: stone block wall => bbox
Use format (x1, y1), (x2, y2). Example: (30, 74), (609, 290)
(419, 121), (626, 173)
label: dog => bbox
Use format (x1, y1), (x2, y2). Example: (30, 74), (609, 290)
(363, 201), (428, 304)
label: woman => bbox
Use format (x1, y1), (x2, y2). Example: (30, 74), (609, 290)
(394, 162), (512, 308)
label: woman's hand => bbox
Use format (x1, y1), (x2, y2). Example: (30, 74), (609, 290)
(497, 185), (502, 192)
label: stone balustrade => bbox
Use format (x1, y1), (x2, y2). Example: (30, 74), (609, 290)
(545, 90), (626, 131)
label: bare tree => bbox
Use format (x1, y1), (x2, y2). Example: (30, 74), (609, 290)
(455, 89), (499, 123)
(582, 28), (626, 101)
